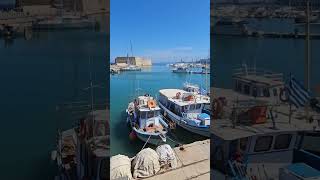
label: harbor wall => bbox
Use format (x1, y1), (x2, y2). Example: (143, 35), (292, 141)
(115, 56), (152, 67)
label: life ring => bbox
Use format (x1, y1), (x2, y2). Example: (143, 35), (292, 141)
(279, 87), (289, 102)
(147, 100), (156, 108)
(176, 92), (181, 99)
(213, 98), (223, 119)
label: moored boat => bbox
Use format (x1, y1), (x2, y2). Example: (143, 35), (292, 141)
(211, 65), (320, 180)
(158, 89), (210, 137)
(126, 94), (168, 145)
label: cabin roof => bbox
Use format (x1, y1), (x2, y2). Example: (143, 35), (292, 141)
(213, 87), (271, 103)
(211, 110), (320, 141)
(159, 89), (210, 106)
(136, 96), (161, 111)
(212, 87), (320, 140)
(233, 74), (284, 87)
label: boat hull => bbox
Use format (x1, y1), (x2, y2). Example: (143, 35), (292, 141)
(159, 102), (210, 137)
(134, 130), (166, 146)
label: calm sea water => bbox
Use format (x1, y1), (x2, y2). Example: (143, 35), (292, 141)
(110, 65), (209, 156)
(0, 28), (107, 179)
(212, 36), (320, 91)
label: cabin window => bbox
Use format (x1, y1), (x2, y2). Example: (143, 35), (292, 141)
(273, 88), (278, 96)
(189, 104), (195, 111)
(244, 84), (250, 95)
(169, 102), (175, 112)
(140, 111), (146, 119)
(240, 137), (248, 151)
(263, 88), (270, 97)
(174, 105), (181, 115)
(301, 133), (320, 155)
(236, 81), (242, 92)
(196, 104), (202, 110)
(252, 87), (258, 97)
(274, 134), (292, 150)
(181, 106), (186, 113)
(254, 136), (273, 152)
(155, 110), (160, 116)
(147, 111), (154, 119)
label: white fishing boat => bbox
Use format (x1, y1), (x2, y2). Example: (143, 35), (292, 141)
(172, 66), (189, 73)
(126, 94), (168, 145)
(183, 82), (201, 95)
(120, 65), (141, 71)
(211, 68), (320, 180)
(158, 89), (210, 137)
(33, 16), (95, 30)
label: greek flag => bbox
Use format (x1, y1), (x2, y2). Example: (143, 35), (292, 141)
(287, 76), (311, 108)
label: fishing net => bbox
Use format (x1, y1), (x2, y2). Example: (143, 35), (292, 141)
(132, 148), (160, 178)
(110, 155), (132, 180)
(156, 144), (178, 169)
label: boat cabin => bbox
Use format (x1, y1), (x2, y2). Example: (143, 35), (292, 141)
(211, 107), (320, 179)
(159, 89), (210, 117)
(183, 83), (200, 94)
(130, 95), (164, 133)
(232, 67), (284, 100)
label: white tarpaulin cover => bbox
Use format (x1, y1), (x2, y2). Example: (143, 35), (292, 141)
(132, 148), (160, 178)
(156, 144), (178, 169)
(111, 155), (132, 180)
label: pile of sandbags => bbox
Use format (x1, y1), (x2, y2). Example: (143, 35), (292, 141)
(156, 144), (178, 169)
(111, 144), (178, 180)
(111, 155), (133, 180)
(132, 148), (161, 178)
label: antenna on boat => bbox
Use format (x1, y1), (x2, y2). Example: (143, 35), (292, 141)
(242, 63), (248, 76)
(305, 0), (311, 122)
(130, 40), (134, 58)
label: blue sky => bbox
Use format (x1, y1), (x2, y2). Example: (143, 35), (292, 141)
(110, 0), (209, 62)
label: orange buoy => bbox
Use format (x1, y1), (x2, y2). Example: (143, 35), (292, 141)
(147, 100), (156, 108)
(129, 130), (137, 141)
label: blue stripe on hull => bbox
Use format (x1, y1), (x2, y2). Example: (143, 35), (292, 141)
(159, 102), (210, 137)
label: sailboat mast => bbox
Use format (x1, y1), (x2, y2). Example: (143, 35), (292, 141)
(89, 57), (95, 131)
(305, 0), (311, 121)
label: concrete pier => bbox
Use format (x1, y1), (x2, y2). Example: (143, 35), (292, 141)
(113, 139), (210, 180)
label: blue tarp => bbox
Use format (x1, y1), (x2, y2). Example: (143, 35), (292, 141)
(286, 163), (320, 178)
(197, 113), (210, 120)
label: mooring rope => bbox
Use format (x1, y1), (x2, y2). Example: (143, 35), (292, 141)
(141, 134), (152, 151)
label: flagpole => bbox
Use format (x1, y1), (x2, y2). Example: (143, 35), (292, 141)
(289, 74), (292, 124)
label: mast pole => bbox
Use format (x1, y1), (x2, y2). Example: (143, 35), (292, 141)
(305, 0), (311, 122)
(89, 57), (95, 136)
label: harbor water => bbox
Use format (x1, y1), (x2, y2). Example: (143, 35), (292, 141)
(110, 65), (209, 156)
(212, 36), (320, 92)
(0, 29), (107, 179)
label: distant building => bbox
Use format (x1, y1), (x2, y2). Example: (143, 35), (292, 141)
(115, 57), (152, 67)
(282, 0), (320, 8)
(52, 0), (84, 12)
(16, 0), (52, 6)
(214, 0), (320, 7)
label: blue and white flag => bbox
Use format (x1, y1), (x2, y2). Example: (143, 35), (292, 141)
(287, 76), (311, 108)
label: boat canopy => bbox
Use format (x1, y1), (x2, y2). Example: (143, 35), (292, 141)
(159, 89), (210, 106)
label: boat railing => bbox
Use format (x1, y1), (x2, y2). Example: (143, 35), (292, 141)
(233, 68), (284, 81)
